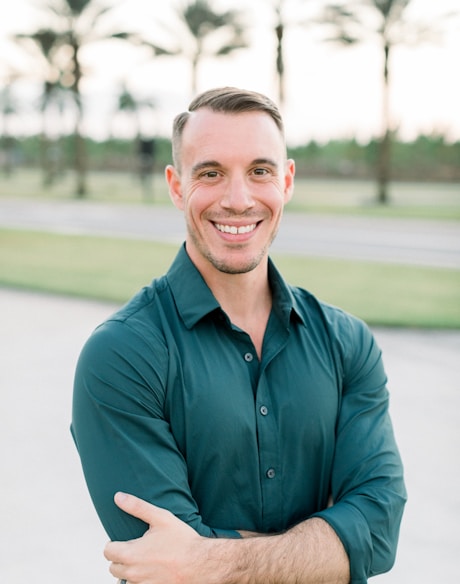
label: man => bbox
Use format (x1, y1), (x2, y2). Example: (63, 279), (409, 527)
(72, 87), (406, 583)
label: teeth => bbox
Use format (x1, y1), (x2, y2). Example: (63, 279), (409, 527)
(215, 223), (256, 235)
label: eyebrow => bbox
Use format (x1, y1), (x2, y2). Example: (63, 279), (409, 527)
(251, 158), (278, 168)
(191, 158), (278, 175)
(191, 160), (222, 174)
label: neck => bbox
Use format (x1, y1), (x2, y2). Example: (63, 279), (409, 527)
(204, 263), (272, 359)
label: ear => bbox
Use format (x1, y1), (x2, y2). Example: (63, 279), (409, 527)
(165, 165), (184, 210)
(283, 159), (295, 204)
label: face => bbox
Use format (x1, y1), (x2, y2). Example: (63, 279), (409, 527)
(166, 108), (295, 278)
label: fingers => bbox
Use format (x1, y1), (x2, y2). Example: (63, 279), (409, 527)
(105, 492), (169, 566)
(106, 493), (198, 582)
(114, 491), (171, 526)
(104, 546), (133, 581)
(104, 539), (126, 562)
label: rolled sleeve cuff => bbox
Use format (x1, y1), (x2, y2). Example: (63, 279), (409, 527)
(313, 503), (372, 584)
(209, 528), (242, 539)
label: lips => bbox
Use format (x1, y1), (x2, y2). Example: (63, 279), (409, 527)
(214, 223), (257, 235)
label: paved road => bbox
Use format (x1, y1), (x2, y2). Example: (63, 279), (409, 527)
(1, 288), (459, 583)
(1, 197), (459, 268)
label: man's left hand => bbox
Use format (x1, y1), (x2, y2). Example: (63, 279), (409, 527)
(104, 492), (204, 584)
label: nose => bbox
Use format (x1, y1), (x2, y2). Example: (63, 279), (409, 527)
(220, 174), (255, 213)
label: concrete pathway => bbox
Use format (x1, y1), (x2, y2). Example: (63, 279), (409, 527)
(1, 288), (459, 583)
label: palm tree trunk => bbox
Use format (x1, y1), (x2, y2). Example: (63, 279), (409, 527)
(274, 0), (285, 107)
(72, 43), (87, 198)
(41, 83), (55, 186)
(377, 42), (391, 204)
(276, 22), (285, 107)
(1, 86), (14, 177)
(275, 17), (285, 106)
(74, 119), (87, 198)
(191, 52), (199, 96)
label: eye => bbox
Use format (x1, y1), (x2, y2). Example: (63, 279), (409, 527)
(251, 166), (273, 179)
(200, 170), (220, 179)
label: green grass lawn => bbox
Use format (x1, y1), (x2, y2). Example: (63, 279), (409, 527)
(1, 228), (459, 328)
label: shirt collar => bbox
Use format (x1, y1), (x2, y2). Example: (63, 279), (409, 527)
(166, 244), (305, 329)
(267, 258), (306, 327)
(166, 244), (220, 329)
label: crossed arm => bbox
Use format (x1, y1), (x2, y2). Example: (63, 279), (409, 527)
(74, 318), (405, 583)
(105, 492), (350, 584)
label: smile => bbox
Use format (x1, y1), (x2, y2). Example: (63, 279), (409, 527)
(214, 223), (257, 235)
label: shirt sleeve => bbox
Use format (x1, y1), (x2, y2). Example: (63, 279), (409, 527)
(71, 319), (240, 542)
(313, 313), (407, 584)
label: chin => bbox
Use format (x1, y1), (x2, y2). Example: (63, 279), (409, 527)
(210, 254), (265, 275)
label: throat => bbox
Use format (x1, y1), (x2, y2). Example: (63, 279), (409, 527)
(223, 292), (272, 360)
(200, 261), (273, 359)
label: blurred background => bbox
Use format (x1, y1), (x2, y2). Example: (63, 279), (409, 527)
(1, 1), (459, 583)
(0, 0), (459, 201)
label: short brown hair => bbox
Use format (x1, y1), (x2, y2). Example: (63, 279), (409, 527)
(171, 87), (284, 170)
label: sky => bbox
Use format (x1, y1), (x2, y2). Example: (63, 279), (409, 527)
(0, 0), (460, 145)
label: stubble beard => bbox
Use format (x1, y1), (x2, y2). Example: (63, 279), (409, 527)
(186, 221), (279, 275)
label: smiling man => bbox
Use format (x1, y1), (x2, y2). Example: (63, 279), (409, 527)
(72, 87), (406, 584)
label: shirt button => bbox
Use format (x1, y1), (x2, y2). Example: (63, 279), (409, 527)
(260, 405), (268, 416)
(266, 468), (276, 479)
(244, 352), (254, 362)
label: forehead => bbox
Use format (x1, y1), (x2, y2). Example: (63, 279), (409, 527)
(180, 108), (285, 164)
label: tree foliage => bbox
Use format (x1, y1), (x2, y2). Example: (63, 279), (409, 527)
(116, 0), (247, 95)
(2, 0), (458, 201)
(12, 0), (127, 196)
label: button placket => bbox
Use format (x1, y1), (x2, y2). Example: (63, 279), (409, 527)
(255, 372), (282, 529)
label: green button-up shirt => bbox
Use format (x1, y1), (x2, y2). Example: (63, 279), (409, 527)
(72, 245), (406, 584)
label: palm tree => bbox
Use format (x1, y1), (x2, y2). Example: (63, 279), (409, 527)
(268, 0), (324, 108)
(178, 0), (248, 94)
(116, 85), (142, 137)
(14, 29), (72, 185)
(319, 0), (444, 204)
(114, 83), (157, 199)
(49, 0), (120, 197)
(17, 0), (128, 197)
(0, 77), (18, 177)
(272, 0), (287, 107)
(117, 0), (248, 96)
